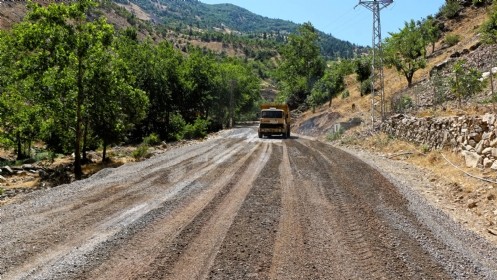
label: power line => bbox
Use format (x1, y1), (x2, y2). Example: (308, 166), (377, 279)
(356, 0), (393, 130)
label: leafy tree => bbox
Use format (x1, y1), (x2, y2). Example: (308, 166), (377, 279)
(277, 22), (325, 109)
(419, 16), (442, 54)
(87, 44), (149, 161)
(178, 48), (218, 122)
(354, 55), (372, 96)
(308, 67), (345, 111)
(384, 20), (427, 88)
(115, 37), (182, 141)
(214, 60), (260, 128)
(449, 60), (485, 108)
(5, 1), (143, 179)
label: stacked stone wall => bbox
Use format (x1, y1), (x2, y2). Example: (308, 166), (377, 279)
(381, 114), (497, 169)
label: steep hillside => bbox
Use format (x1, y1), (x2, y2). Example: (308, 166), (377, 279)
(293, 1), (497, 245)
(115, 0), (365, 59)
(295, 2), (493, 138)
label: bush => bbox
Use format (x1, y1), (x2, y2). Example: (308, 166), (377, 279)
(360, 79), (372, 96)
(0, 188), (4, 196)
(183, 117), (211, 140)
(168, 113), (187, 141)
(143, 133), (161, 146)
(342, 90), (350, 99)
(132, 144), (150, 160)
(392, 94), (413, 113)
(34, 151), (57, 163)
(444, 34), (460, 46)
(440, 1), (462, 19)
(326, 127), (345, 142)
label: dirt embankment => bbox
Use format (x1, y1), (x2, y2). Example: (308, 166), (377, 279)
(1, 127), (496, 279)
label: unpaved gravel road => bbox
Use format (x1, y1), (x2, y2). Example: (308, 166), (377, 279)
(1, 126), (497, 280)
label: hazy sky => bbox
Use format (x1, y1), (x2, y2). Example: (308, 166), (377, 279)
(199, 0), (446, 46)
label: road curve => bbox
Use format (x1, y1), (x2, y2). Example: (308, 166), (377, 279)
(0, 126), (496, 279)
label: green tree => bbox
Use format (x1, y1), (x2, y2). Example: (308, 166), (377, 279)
(384, 20), (427, 88)
(87, 44), (149, 161)
(308, 67), (345, 111)
(449, 60), (485, 108)
(419, 16), (442, 54)
(6, 1), (140, 179)
(214, 59), (261, 127)
(277, 22), (325, 109)
(354, 55), (372, 96)
(178, 48), (218, 121)
(115, 37), (182, 141)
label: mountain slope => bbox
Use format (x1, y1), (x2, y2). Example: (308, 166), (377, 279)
(118, 0), (364, 58)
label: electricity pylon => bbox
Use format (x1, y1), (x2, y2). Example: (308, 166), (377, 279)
(356, 0), (393, 130)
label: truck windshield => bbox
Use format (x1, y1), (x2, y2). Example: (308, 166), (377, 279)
(261, 111), (283, 118)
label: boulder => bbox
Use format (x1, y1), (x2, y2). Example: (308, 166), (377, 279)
(0, 175), (6, 183)
(482, 147), (493, 155)
(484, 158), (494, 169)
(483, 114), (496, 125)
(491, 161), (497, 171)
(462, 151), (483, 168)
(3, 166), (13, 174)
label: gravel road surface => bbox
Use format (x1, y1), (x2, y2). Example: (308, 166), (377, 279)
(1, 126), (496, 279)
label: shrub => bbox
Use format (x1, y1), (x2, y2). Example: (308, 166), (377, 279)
(392, 94), (413, 113)
(168, 113), (187, 141)
(0, 188), (4, 196)
(440, 1), (462, 19)
(342, 90), (350, 99)
(183, 118), (211, 140)
(132, 144), (150, 160)
(143, 133), (161, 146)
(326, 127), (345, 142)
(444, 34), (460, 47)
(360, 79), (372, 96)
(34, 151), (57, 163)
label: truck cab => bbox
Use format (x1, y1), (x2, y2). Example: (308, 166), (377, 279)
(258, 104), (291, 139)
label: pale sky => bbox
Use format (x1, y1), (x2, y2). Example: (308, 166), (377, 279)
(200, 0), (446, 46)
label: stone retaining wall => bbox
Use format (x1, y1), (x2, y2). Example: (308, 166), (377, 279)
(381, 113), (497, 169)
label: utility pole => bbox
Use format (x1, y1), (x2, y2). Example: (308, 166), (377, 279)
(356, 0), (393, 130)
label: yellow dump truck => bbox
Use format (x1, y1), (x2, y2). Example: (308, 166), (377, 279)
(258, 104), (291, 139)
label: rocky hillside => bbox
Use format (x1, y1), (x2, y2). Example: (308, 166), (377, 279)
(0, 0), (364, 60)
(294, 1), (495, 140)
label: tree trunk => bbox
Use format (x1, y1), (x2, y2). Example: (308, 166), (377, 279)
(16, 131), (22, 160)
(82, 117), (89, 162)
(406, 74), (414, 88)
(102, 140), (107, 163)
(74, 55), (83, 180)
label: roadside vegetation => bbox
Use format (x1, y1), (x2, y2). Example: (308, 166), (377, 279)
(0, 0), (260, 178)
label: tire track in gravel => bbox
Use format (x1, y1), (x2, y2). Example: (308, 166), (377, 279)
(83, 142), (266, 280)
(268, 143), (305, 279)
(207, 143), (283, 280)
(0, 139), (247, 280)
(282, 140), (365, 279)
(304, 140), (452, 279)
(165, 142), (272, 279)
(0, 138), (229, 254)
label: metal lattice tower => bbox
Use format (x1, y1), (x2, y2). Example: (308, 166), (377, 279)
(357, 0), (393, 130)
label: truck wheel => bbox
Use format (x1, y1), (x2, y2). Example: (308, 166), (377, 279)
(258, 132), (262, 138)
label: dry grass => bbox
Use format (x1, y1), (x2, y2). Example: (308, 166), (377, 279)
(355, 132), (494, 199)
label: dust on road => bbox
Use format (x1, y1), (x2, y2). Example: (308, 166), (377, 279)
(1, 126), (496, 279)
